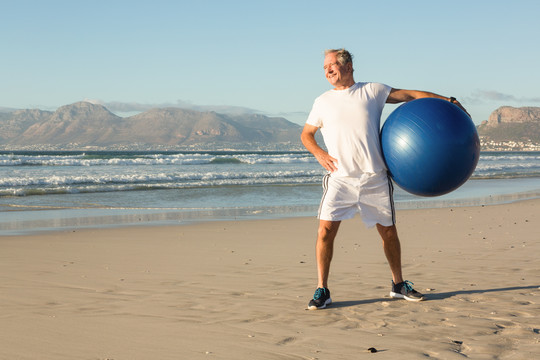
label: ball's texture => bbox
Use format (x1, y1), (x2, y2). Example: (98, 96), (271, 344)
(380, 98), (480, 197)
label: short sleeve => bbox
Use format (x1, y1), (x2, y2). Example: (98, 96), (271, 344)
(306, 98), (323, 128)
(369, 83), (392, 107)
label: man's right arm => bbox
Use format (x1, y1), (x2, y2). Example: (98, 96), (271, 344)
(301, 124), (338, 173)
(387, 88), (470, 117)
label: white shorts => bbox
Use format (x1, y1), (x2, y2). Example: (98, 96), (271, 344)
(318, 172), (395, 227)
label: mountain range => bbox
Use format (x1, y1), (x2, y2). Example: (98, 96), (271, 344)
(0, 102), (303, 149)
(2, 102), (539, 150)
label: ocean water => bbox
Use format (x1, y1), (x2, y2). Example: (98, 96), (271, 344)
(1, 150), (539, 235)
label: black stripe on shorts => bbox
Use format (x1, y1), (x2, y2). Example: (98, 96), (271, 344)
(317, 173), (331, 219)
(387, 174), (396, 225)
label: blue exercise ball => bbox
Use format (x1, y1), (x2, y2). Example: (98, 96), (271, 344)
(380, 98), (480, 197)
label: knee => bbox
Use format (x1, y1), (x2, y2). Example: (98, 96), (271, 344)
(318, 221), (340, 242)
(377, 224), (399, 242)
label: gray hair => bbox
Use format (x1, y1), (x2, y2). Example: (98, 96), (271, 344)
(324, 48), (354, 66)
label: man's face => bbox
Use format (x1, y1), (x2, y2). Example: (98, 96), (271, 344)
(323, 52), (352, 88)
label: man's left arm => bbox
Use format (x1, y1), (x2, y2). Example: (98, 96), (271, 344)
(387, 88), (470, 117)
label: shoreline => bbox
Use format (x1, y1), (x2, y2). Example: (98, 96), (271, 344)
(1, 199), (539, 359)
(2, 183), (539, 236)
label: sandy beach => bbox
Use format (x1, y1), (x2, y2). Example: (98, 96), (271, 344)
(1, 199), (539, 359)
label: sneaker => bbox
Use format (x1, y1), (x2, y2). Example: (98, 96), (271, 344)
(390, 280), (425, 301)
(308, 287), (332, 310)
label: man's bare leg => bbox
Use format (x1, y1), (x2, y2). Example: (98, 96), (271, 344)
(376, 223), (403, 284)
(316, 220), (341, 288)
(377, 223), (424, 301)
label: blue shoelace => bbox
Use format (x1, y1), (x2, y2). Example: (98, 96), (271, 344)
(402, 280), (415, 292)
(313, 288), (327, 299)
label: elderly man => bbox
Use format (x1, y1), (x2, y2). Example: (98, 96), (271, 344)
(301, 48), (467, 309)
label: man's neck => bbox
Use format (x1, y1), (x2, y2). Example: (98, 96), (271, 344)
(333, 78), (355, 90)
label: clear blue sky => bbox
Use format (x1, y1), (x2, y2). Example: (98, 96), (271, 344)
(2, 0), (539, 125)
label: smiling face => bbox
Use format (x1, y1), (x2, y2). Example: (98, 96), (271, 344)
(323, 52), (354, 90)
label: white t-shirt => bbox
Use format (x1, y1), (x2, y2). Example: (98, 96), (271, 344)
(306, 82), (392, 178)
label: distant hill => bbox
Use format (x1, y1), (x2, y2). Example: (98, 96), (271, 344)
(0, 102), (303, 150)
(477, 106), (540, 145)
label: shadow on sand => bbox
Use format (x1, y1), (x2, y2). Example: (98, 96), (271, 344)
(329, 285), (539, 309)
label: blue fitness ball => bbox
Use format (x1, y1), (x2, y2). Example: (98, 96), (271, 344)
(380, 98), (480, 197)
